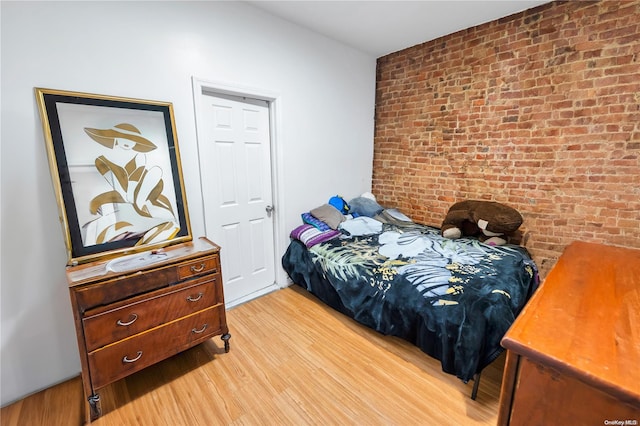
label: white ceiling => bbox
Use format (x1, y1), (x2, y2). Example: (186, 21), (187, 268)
(245, 1), (550, 57)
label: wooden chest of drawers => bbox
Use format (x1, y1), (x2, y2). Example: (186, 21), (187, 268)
(497, 241), (640, 425)
(67, 237), (230, 422)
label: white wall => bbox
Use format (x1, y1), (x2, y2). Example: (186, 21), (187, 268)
(0, 1), (375, 406)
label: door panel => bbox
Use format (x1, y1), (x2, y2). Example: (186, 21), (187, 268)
(199, 92), (275, 305)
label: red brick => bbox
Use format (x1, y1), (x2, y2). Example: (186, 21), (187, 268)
(373, 0), (640, 279)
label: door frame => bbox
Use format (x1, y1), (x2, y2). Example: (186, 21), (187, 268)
(192, 77), (286, 305)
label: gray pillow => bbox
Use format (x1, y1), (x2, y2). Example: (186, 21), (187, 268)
(349, 197), (384, 217)
(310, 204), (345, 229)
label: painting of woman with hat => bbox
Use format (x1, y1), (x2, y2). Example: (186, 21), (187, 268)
(81, 122), (180, 246)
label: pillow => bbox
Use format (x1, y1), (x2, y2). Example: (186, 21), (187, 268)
(376, 208), (413, 225)
(360, 192), (377, 201)
(349, 196), (384, 217)
(290, 224), (340, 248)
(384, 208), (412, 222)
(310, 204), (345, 229)
(301, 212), (331, 231)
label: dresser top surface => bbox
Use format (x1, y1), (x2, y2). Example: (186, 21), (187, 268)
(66, 237), (220, 286)
(502, 241), (640, 400)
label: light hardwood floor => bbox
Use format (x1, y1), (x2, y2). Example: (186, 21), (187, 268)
(1, 285), (504, 425)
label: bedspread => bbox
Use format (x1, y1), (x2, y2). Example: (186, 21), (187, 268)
(282, 222), (538, 382)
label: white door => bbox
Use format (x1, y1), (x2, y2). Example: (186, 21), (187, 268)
(198, 91), (276, 306)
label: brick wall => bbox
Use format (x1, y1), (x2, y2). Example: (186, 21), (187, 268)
(373, 0), (640, 277)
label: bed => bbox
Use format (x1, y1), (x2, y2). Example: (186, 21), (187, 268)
(282, 216), (538, 397)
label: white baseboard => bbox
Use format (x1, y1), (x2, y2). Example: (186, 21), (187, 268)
(225, 283), (281, 309)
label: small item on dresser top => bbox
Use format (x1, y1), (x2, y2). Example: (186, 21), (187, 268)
(106, 251), (168, 273)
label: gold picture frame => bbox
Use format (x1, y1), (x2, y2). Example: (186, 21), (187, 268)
(35, 88), (192, 265)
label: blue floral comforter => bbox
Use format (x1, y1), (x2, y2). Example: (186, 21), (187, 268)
(282, 222), (538, 382)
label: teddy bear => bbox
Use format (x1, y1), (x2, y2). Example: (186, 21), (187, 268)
(440, 200), (523, 246)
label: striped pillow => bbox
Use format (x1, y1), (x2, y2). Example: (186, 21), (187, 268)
(301, 212), (331, 231)
(290, 224), (340, 248)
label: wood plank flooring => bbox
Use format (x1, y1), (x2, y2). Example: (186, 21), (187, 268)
(1, 285), (504, 425)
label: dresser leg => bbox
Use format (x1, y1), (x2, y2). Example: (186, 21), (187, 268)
(88, 394), (101, 421)
(221, 333), (231, 353)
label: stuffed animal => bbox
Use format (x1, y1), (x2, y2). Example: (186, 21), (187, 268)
(441, 200), (523, 246)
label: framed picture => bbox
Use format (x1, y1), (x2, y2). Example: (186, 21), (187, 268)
(35, 88), (192, 265)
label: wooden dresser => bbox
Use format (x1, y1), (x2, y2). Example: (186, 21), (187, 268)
(497, 241), (640, 425)
(66, 237), (230, 422)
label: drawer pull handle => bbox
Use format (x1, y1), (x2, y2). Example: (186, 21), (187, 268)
(122, 351), (143, 363)
(190, 263), (206, 273)
(116, 314), (138, 327)
(192, 324), (208, 334)
(186, 292), (203, 302)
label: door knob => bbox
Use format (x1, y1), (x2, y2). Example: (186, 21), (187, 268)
(266, 205), (274, 217)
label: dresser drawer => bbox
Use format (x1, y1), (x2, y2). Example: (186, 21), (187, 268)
(177, 255), (219, 280)
(88, 305), (225, 389)
(73, 254), (220, 312)
(74, 266), (179, 311)
(83, 275), (222, 352)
